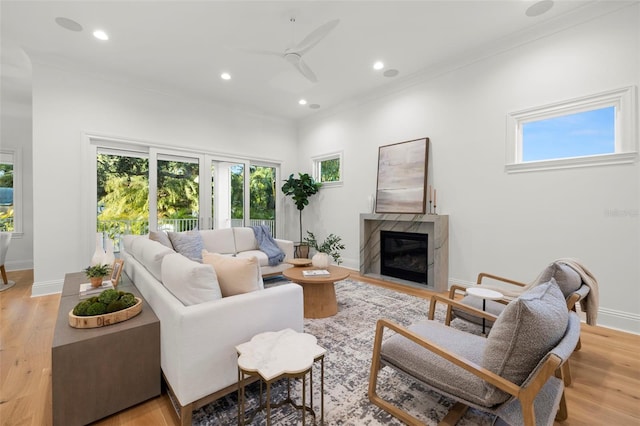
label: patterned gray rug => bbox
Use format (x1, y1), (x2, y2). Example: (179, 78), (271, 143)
(192, 279), (493, 425)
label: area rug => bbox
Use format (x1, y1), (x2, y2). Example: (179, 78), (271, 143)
(192, 279), (493, 425)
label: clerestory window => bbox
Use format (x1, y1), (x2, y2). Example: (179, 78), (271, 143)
(505, 87), (637, 173)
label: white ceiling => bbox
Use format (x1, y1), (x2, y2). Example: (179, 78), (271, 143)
(0, 1), (631, 121)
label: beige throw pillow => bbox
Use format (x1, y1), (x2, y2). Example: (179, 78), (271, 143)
(202, 251), (263, 297)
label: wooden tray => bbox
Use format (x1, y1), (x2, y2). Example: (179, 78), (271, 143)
(68, 297), (142, 329)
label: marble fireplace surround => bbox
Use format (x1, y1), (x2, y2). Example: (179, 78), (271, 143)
(360, 213), (449, 292)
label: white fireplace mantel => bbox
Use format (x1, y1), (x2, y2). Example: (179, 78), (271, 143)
(360, 213), (449, 292)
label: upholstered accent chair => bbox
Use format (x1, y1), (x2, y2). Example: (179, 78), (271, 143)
(368, 281), (581, 426)
(445, 260), (592, 352)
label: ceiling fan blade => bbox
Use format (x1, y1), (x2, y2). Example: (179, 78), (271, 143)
(290, 19), (339, 56)
(293, 58), (318, 83)
(234, 47), (282, 57)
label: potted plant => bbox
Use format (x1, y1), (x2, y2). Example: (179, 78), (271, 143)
(304, 231), (345, 267)
(281, 173), (322, 257)
(84, 263), (112, 288)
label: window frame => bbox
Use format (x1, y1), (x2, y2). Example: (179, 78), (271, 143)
(505, 86), (637, 173)
(0, 148), (22, 237)
(312, 151), (343, 187)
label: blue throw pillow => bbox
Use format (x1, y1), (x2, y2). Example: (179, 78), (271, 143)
(167, 230), (204, 262)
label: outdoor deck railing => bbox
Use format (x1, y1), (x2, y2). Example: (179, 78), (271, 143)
(98, 218), (276, 252)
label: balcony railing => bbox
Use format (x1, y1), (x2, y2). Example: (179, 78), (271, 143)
(98, 218), (276, 252)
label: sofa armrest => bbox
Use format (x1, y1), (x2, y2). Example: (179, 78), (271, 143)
(275, 239), (294, 260)
(167, 283), (303, 406)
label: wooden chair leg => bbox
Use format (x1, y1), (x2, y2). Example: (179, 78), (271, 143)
(561, 361), (572, 386)
(0, 265), (7, 285)
(574, 336), (582, 351)
(439, 402), (468, 425)
(555, 391), (568, 421)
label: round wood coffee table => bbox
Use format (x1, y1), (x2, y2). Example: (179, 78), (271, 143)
(283, 266), (350, 319)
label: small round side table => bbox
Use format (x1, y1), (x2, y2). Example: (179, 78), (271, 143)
(465, 287), (503, 335)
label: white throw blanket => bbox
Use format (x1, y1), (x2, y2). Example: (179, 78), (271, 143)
(554, 258), (599, 325)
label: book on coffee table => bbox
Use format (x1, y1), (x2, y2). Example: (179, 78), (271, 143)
(302, 269), (330, 277)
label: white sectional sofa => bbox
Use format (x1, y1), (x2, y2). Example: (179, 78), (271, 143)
(121, 228), (303, 425)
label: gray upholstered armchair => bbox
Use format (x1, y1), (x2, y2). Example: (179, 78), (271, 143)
(368, 281), (580, 426)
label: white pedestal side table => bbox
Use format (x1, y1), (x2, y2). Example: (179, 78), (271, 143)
(465, 287), (504, 335)
(236, 328), (326, 425)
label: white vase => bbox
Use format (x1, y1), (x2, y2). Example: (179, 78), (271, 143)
(103, 238), (115, 266)
(91, 233), (105, 266)
(312, 252), (330, 269)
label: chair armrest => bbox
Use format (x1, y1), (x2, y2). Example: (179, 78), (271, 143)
(477, 272), (527, 287)
(566, 285), (590, 310)
(429, 293), (499, 325)
(448, 283), (468, 300)
(374, 318), (522, 396)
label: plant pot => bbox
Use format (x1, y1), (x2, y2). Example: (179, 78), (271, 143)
(312, 252), (330, 269)
(295, 243), (310, 259)
(90, 276), (104, 288)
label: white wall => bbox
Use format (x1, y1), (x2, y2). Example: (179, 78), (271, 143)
(298, 6), (640, 333)
(30, 64), (298, 295)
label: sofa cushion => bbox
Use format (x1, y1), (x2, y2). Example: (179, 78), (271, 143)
(139, 238), (175, 281)
(200, 228), (236, 254)
(236, 250), (270, 267)
(161, 253), (222, 306)
(149, 230), (173, 249)
(482, 280), (568, 405)
(202, 251), (264, 297)
(535, 262), (582, 298)
(168, 230), (204, 262)
(233, 227), (259, 252)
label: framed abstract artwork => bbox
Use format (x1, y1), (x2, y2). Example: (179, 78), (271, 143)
(375, 138), (429, 214)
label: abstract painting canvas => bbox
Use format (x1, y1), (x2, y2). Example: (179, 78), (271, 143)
(375, 138), (429, 214)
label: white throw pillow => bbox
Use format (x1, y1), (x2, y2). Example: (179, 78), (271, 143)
(202, 251), (264, 297)
(161, 253), (222, 306)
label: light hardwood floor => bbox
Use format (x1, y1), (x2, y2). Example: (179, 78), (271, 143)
(1, 269), (638, 425)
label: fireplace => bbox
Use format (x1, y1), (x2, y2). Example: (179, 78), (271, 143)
(380, 230), (428, 284)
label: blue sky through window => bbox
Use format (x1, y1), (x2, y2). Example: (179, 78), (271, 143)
(522, 106), (615, 162)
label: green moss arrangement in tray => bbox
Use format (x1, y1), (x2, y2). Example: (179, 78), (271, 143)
(72, 289), (138, 317)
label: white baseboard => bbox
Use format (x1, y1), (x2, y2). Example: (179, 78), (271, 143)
(448, 277), (640, 335)
(6, 259), (34, 271)
(31, 279), (63, 297)
(597, 308), (640, 335)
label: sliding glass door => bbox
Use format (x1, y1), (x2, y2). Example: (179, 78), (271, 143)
(95, 142), (280, 243)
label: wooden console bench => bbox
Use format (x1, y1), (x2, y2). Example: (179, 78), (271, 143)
(51, 271), (161, 426)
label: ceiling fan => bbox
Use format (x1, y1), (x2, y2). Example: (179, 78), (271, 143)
(239, 18), (340, 83)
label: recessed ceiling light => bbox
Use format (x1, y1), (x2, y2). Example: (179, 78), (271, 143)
(93, 29), (109, 41)
(383, 69), (399, 78)
(309, 104), (321, 109)
(526, 0), (554, 17)
(299, 99), (308, 105)
(373, 61), (384, 70)
(220, 72), (231, 80)
(55, 17), (83, 32)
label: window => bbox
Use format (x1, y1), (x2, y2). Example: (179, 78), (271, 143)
(506, 87), (637, 172)
(91, 136), (282, 250)
(313, 152), (343, 186)
(0, 149), (21, 234)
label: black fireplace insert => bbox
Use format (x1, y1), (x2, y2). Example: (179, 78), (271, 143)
(380, 230), (428, 284)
